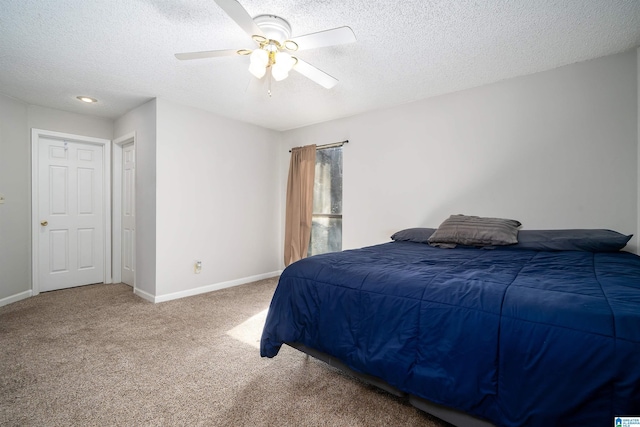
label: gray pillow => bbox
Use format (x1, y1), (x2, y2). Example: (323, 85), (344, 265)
(428, 214), (521, 248)
(390, 228), (436, 243)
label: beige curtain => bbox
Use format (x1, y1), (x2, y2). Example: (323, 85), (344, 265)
(284, 144), (317, 266)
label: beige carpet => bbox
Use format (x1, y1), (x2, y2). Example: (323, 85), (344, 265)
(0, 278), (450, 426)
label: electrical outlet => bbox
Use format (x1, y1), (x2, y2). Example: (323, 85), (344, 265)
(194, 261), (202, 274)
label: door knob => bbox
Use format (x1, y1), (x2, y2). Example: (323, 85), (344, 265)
(40, 220), (48, 226)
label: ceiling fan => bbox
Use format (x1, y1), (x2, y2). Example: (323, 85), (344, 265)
(175, 0), (356, 93)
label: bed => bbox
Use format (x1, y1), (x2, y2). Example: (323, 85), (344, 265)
(260, 223), (640, 427)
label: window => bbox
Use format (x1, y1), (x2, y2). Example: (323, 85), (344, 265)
(308, 146), (342, 256)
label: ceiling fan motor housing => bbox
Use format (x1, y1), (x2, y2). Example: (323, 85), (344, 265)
(254, 15), (292, 42)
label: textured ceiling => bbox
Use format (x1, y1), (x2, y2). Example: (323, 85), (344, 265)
(1, 0), (639, 131)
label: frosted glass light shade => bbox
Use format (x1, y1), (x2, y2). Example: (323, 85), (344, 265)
(271, 51), (296, 81)
(275, 51), (295, 70)
(249, 62), (266, 78)
(271, 64), (289, 81)
(249, 48), (268, 66)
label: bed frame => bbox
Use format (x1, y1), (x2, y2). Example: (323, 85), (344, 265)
(287, 342), (496, 427)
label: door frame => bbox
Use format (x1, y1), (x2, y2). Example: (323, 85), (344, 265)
(112, 132), (136, 288)
(31, 128), (112, 296)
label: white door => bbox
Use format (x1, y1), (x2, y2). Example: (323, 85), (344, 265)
(121, 143), (135, 286)
(37, 137), (105, 292)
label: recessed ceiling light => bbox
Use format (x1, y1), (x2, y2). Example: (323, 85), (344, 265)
(76, 96), (97, 103)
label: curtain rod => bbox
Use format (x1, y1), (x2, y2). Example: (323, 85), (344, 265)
(289, 139), (348, 153)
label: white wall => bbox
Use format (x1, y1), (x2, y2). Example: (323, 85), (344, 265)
(281, 50), (639, 255)
(0, 95), (30, 304)
(114, 99), (157, 298)
(28, 105), (113, 140)
(0, 97), (115, 305)
(154, 98), (281, 299)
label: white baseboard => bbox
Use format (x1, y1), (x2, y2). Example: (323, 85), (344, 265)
(143, 271), (282, 304)
(0, 290), (33, 308)
(133, 287), (156, 303)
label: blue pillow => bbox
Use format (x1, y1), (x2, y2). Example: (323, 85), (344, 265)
(509, 229), (632, 252)
(390, 228), (436, 244)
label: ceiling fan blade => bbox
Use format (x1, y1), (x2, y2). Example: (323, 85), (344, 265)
(175, 49), (240, 60)
(293, 58), (338, 89)
(214, 0), (264, 38)
(289, 26), (356, 51)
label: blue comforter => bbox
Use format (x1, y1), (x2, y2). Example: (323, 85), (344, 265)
(260, 242), (640, 426)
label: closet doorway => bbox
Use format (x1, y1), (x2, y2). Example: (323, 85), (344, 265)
(112, 133), (136, 287)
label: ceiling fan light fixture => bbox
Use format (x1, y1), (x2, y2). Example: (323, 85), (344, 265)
(272, 52), (296, 81)
(249, 48), (268, 66)
(248, 61), (267, 79)
(249, 47), (269, 78)
(271, 64), (289, 81)
(283, 40), (298, 51)
(276, 51), (295, 69)
(252, 35), (267, 44)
